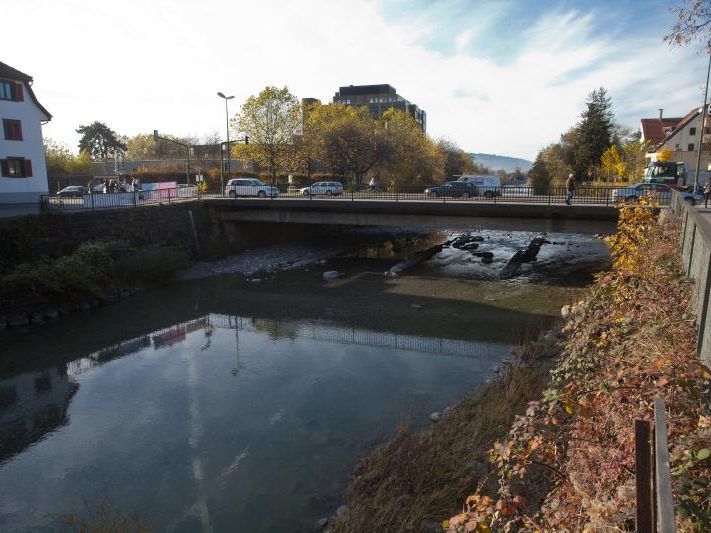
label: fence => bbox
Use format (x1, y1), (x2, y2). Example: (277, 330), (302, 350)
(635, 398), (676, 533)
(205, 184), (664, 205)
(670, 190), (711, 365)
(41, 186), (199, 211)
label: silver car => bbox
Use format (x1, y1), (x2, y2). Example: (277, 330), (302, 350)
(299, 181), (344, 197)
(225, 178), (279, 198)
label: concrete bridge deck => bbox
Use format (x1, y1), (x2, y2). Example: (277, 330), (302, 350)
(204, 197), (619, 233)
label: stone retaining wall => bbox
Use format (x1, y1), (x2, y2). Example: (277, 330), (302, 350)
(0, 202), (205, 273)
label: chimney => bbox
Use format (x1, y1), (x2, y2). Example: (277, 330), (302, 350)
(659, 108), (664, 119)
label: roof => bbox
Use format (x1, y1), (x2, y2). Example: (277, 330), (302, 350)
(655, 108), (701, 148)
(0, 60), (51, 121)
(337, 84), (397, 96)
(0, 61), (32, 83)
(640, 117), (683, 145)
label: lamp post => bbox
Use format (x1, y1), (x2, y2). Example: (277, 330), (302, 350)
(694, 53), (711, 191)
(217, 92), (234, 195)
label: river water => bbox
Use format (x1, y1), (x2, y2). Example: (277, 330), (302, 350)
(0, 229), (609, 532)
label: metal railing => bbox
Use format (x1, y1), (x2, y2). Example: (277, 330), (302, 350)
(41, 186), (199, 211)
(635, 398), (677, 533)
(670, 189), (711, 365)
(202, 184), (638, 205)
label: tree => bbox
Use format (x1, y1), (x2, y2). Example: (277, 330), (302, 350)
(125, 133), (159, 160)
(44, 139), (92, 176)
(528, 152), (551, 194)
(569, 88), (614, 180)
(436, 138), (475, 177)
(665, 0), (711, 52)
(234, 86), (301, 181)
(657, 146), (674, 161)
(76, 121), (127, 161)
(600, 145), (626, 181)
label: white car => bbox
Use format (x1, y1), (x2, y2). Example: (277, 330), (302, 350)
(225, 178), (279, 198)
(299, 181), (344, 197)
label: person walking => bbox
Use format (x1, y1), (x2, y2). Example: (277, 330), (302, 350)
(565, 173), (576, 205)
(704, 180), (711, 208)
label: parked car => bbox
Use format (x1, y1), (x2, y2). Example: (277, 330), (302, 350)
(224, 178), (279, 198)
(56, 186), (88, 197)
(300, 181), (344, 197)
(425, 181), (476, 198)
(611, 182), (703, 205)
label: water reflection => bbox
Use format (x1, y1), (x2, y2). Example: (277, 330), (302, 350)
(0, 366), (78, 465)
(0, 313), (509, 532)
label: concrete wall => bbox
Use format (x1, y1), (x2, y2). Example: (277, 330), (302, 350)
(0, 81), (49, 203)
(671, 193), (711, 365)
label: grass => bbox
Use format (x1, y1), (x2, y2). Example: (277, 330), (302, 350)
(330, 337), (562, 533)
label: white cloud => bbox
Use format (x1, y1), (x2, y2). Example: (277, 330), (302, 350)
(3, 0), (706, 160)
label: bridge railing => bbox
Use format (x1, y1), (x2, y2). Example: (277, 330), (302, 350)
(257, 184), (627, 205)
(40, 186), (199, 211)
(670, 189), (711, 365)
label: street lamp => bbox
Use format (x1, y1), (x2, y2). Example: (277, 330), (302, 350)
(217, 92), (235, 195)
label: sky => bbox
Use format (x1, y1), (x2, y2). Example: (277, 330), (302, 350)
(4, 0), (710, 160)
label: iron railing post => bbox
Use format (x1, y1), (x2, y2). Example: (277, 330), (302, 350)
(635, 420), (653, 533)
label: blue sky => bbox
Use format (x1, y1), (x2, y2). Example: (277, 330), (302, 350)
(4, 0), (708, 160)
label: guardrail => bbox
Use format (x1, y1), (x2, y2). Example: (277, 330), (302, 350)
(41, 186), (199, 211)
(635, 398), (677, 533)
(670, 190), (711, 365)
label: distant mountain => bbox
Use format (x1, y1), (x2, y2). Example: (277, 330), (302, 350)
(469, 153), (532, 173)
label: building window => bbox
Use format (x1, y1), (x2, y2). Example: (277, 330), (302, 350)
(690, 127), (697, 136)
(675, 143), (680, 149)
(688, 143), (695, 151)
(2, 119), (22, 141)
(0, 80), (22, 101)
(0, 157), (32, 177)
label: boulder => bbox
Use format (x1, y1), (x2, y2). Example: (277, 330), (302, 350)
(561, 305), (571, 319)
(323, 271), (343, 281)
(471, 235), (485, 242)
(336, 505), (348, 518)
(314, 518), (329, 531)
(542, 330), (558, 343)
(429, 412), (441, 423)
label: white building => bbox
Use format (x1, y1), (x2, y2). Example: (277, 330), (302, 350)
(0, 61), (51, 204)
(641, 108), (711, 180)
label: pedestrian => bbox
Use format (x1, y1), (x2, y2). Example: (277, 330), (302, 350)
(704, 180), (711, 208)
(565, 173), (576, 205)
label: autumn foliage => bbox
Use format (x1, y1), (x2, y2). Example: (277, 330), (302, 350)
(446, 199), (711, 531)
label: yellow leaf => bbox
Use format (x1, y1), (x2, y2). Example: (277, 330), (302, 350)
(563, 402), (574, 415)
(441, 519), (450, 528)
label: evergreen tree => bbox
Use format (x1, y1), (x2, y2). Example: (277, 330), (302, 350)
(570, 88), (614, 180)
(76, 121), (127, 161)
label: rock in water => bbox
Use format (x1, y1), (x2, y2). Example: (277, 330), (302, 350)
(336, 505), (348, 518)
(430, 412), (441, 423)
(386, 244), (443, 276)
(323, 271), (342, 281)
(314, 518), (329, 530)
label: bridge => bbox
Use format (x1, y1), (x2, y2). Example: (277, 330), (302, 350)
(204, 197), (620, 233)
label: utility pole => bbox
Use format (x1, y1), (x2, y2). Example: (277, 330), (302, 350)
(694, 53), (711, 191)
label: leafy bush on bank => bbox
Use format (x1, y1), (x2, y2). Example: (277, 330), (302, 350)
(447, 199), (711, 531)
(0, 241), (188, 312)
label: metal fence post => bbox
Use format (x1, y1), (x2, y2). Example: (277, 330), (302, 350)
(635, 420), (653, 533)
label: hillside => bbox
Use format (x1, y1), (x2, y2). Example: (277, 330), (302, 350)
(469, 153), (532, 173)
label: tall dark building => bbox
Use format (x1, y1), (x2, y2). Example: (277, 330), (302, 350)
(332, 84), (427, 133)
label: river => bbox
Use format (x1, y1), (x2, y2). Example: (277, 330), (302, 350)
(0, 229), (609, 532)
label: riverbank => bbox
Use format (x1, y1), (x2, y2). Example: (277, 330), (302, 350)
(329, 333), (564, 533)
(444, 201), (711, 531)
